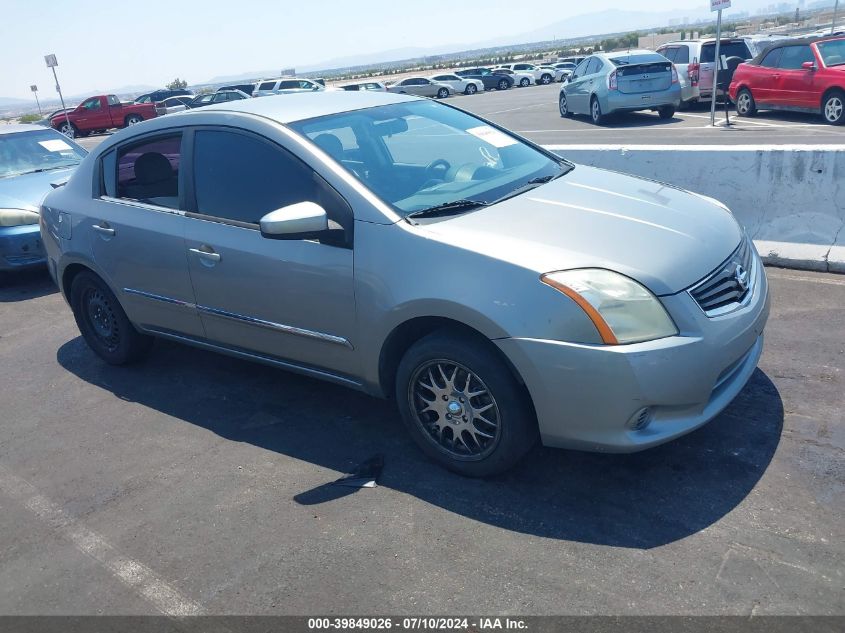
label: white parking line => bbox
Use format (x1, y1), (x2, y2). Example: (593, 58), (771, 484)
(0, 465), (203, 617)
(479, 103), (549, 115)
(676, 112), (817, 128)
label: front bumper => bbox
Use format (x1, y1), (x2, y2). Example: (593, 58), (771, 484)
(0, 224), (46, 271)
(497, 256), (770, 452)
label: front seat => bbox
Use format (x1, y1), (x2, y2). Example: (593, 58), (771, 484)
(312, 134), (345, 162)
(122, 152), (177, 202)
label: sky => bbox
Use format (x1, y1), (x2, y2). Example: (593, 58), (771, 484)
(2, 0), (776, 101)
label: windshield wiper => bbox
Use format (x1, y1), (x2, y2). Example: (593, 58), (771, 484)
(405, 199), (489, 222)
(492, 171), (568, 204)
(22, 165), (79, 175)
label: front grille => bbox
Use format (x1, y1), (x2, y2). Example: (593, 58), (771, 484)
(689, 237), (755, 317)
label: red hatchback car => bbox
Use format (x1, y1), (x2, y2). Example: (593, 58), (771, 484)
(729, 36), (845, 125)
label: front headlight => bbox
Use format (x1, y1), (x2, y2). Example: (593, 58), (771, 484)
(0, 208), (40, 227)
(541, 269), (678, 345)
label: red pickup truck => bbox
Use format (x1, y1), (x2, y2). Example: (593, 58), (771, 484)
(51, 95), (157, 138)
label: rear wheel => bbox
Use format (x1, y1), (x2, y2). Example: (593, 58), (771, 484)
(436, 88), (449, 99)
(125, 114), (143, 126)
(590, 96), (604, 125)
(658, 106), (676, 120)
(519, 77), (531, 87)
(395, 329), (538, 477)
(464, 83), (478, 95)
(735, 88), (757, 117)
(822, 90), (845, 125)
(497, 79), (510, 91)
(540, 73), (553, 85)
(70, 271), (153, 365)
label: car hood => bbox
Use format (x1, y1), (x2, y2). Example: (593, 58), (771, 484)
(0, 167), (77, 212)
(417, 165), (743, 296)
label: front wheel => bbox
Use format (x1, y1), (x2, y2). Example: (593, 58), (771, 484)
(519, 77), (531, 87)
(58, 122), (77, 139)
(559, 93), (572, 117)
(590, 97), (604, 125)
(822, 90), (845, 125)
(464, 83), (477, 95)
(396, 329), (538, 477)
(436, 88), (449, 99)
(125, 114), (143, 126)
(70, 271), (153, 365)
(497, 79), (510, 91)
(735, 88), (757, 117)
(540, 74), (552, 85)
(658, 106), (676, 120)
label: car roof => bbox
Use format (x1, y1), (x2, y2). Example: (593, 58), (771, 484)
(187, 90), (418, 123)
(0, 124), (47, 135)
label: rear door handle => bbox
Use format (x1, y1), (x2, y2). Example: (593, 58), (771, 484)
(92, 223), (115, 237)
(189, 247), (221, 263)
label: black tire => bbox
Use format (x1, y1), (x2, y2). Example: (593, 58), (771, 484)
(540, 73), (553, 85)
(822, 90), (845, 125)
(436, 88), (449, 99)
(559, 93), (572, 117)
(497, 79), (510, 91)
(590, 96), (604, 125)
(658, 106), (676, 120)
(70, 271), (153, 365)
(395, 329), (538, 477)
(464, 84), (477, 95)
(125, 114), (143, 126)
(58, 121), (78, 139)
(735, 88), (757, 117)
(519, 77), (531, 87)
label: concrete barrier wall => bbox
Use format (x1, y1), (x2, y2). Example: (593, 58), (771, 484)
(546, 145), (845, 273)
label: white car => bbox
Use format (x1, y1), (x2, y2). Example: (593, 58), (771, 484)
(429, 73), (484, 95)
(497, 63), (556, 85)
(492, 67), (535, 87)
(253, 77), (325, 97)
(153, 96), (194, 116)
(539, 66), (569, 83)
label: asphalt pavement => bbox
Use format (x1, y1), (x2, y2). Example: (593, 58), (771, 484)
(0, 266), (842, 615)
(74, 83), (845, 153)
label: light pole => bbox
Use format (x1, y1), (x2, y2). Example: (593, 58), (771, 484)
(30, 85), (42, 117)
(44, 54), (73, 136)
(833, 0), (840, 35)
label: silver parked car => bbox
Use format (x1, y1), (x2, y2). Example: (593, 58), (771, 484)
(1, 125), (86, 274)
(41, 91), (769, 476)
(387, 77), (451, 98)
(560, 50), (682, 124)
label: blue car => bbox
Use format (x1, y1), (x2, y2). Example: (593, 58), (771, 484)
(560, 50), (682, 124)
(0, 125), (86, 274)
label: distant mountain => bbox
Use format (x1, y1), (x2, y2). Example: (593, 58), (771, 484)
(0, 97), (29, 106)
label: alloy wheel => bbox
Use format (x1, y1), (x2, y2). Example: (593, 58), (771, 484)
(737, 93), (751, 114)
(498, 79), (509, 90)
(559, 94), (568, 116)
(409, 359), (501, 460)
(824, 96), (843, 123)
(59, 123), (75, 138)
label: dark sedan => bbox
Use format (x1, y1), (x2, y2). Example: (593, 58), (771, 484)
(455, 68), (514, 91)
(188, 90), (251, 108)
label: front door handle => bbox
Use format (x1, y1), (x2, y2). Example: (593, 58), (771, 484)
(92, 223), (115, 237)
(189, 247), (221, 263)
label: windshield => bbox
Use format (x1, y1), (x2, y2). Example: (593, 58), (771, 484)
(289, 100), (569, 217)
(0, 129), (87, 179)
(817, 39), (845, 66)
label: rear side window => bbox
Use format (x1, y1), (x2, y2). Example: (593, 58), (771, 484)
(115, 134), (182, 209)
(258, 81), (276, 91)
(659, 47), (676, 62)
(760, 47), (783, 68)
(701, 41), (752, 63)
(778, 45), (815, 69)
(674, 46), (690, 64)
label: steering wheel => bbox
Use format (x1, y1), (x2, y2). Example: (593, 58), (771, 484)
(424, 159), (451, 180)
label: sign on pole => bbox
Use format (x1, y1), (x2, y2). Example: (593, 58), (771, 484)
(710, 0), (731, 10)
(44, 54), (58, 68)
(45, 54), (73, 136)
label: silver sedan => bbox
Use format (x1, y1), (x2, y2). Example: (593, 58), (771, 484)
(386, 77), (452, 98)
(41, 91), (768, 476)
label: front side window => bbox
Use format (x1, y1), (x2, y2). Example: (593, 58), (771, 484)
(817, 40), (845, 66)
(115, 135), (181, 209)
(0, 129), (86, 179)
(290, 100), (569, 217)
(585, 58), (603, 75)
(107, 95), (120, 106)
(778, 45), (815, 69)
(572, 58), (590, 78)
(192, 130), (341, 226)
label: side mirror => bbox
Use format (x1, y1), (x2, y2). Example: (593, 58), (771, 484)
(259, 201), (328, 239)
(801, 61), (815, 70)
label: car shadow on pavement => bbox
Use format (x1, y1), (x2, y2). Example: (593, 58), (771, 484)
(0, 269), (58, 302)
(57, 336), (783, 549)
